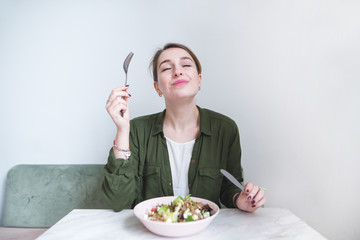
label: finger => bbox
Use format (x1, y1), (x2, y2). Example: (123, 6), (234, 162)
(106, 94), (131, 110)
(106, 94), (129, 109)
(251, 188), (265, 205)
(106, 97), (120, 111)
(112, 85), (130, 93)
(107, 92), (131, 104)
(107, 86), (130, 101)
(248, 184), (259, 201)
(252, 196), (266, 208)
(109, 100), (128, 116)
(244, 182), (253, 195)
(107, 99), (128, 119)
(122, 99), (130, 118)
(109, 106), (128, 124)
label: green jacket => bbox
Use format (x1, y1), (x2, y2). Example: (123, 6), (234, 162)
(102, 106), (243, 211)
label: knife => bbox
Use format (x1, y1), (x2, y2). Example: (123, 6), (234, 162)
(220, 169), (244, 191)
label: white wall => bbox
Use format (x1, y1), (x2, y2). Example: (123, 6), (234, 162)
(1, 1), (359, 239)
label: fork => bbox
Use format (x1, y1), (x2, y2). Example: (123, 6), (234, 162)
(120, 52), (134, 117)
(123, 51), (134, 86)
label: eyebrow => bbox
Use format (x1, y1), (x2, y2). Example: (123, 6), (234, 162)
(158, 56), (193, 69)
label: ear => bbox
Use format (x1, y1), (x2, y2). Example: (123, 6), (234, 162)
(153, 81), (161, 95)
(198, 74), (202, 89)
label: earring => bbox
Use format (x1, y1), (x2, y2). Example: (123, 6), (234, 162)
(159, 92), (163, 97)
(198, 86), (201, 91)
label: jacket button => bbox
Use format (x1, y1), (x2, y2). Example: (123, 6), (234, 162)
(191, 159), (195, 163)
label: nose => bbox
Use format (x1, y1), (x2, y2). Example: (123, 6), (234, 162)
(173, 66), (183, 77)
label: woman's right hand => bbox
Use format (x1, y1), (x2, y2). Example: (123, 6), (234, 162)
(106, 86), (131, 132)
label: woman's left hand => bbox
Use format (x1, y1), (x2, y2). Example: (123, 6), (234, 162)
(235, 182), (266, 213)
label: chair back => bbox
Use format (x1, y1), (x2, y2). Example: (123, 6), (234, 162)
(2, 164), (109, 227)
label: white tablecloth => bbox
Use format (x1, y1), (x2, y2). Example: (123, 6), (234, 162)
(37, 208), (326, 240)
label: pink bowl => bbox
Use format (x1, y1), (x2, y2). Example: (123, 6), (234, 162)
(133, 196), (219, 237)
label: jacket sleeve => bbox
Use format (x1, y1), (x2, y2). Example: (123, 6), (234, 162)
(102, 149), (139, 211)
(220, 122), (243, 208)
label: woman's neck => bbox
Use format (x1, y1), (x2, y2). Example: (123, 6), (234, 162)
(163, 100), (200, 142)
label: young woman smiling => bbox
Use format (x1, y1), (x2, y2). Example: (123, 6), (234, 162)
(103, 43), (266, 213)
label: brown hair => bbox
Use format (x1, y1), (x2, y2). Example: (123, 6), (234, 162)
(149, 43), (202, 82)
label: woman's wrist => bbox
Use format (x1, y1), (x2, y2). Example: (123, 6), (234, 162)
(115, 129), (129, 147)
(233, 192), (241, 208)
(113, 140), (131, 159)
(116, 125), (130, 135)
(113, 131), (130, 159)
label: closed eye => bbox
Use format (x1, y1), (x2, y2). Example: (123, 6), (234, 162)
(183, 64), (191, 67)
(161, 67), (171, 72)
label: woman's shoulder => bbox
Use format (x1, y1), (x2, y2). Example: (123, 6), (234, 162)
(199, 107), (238, 130)
(200, 107), (236, 124)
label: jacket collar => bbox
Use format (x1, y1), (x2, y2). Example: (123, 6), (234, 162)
(152, 106), (211, 137)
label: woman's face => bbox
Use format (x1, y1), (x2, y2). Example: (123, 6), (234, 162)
(154, 48), (201, 101)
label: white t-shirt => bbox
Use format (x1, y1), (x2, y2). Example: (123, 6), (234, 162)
(165, 136), (195, 197)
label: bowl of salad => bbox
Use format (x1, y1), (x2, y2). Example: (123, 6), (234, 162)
(133, 195), (219, 237)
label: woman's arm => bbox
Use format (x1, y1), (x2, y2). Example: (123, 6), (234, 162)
(220, 123), (244, 207)
(220, 122), (266, 212)
(105, 86), (131, 159)
(102, 86), (138, 211)
(102, 148), (139, 211)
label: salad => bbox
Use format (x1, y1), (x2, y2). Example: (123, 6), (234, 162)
(144, 195), (213, 223)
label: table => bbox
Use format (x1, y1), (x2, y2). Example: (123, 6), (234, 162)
(36, 208), (326, 240)
(0, 227), (47, 240)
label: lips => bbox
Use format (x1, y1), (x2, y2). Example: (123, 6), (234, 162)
(173, 79), (188, 86)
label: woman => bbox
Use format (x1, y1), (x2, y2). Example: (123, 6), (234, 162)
(103, 43), (266, 213)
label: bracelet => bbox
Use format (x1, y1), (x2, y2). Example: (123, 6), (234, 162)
(113, 140), (131, 159)
(233, 192), (241, 208)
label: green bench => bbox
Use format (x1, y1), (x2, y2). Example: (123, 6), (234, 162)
(1, 164), (110, 239)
